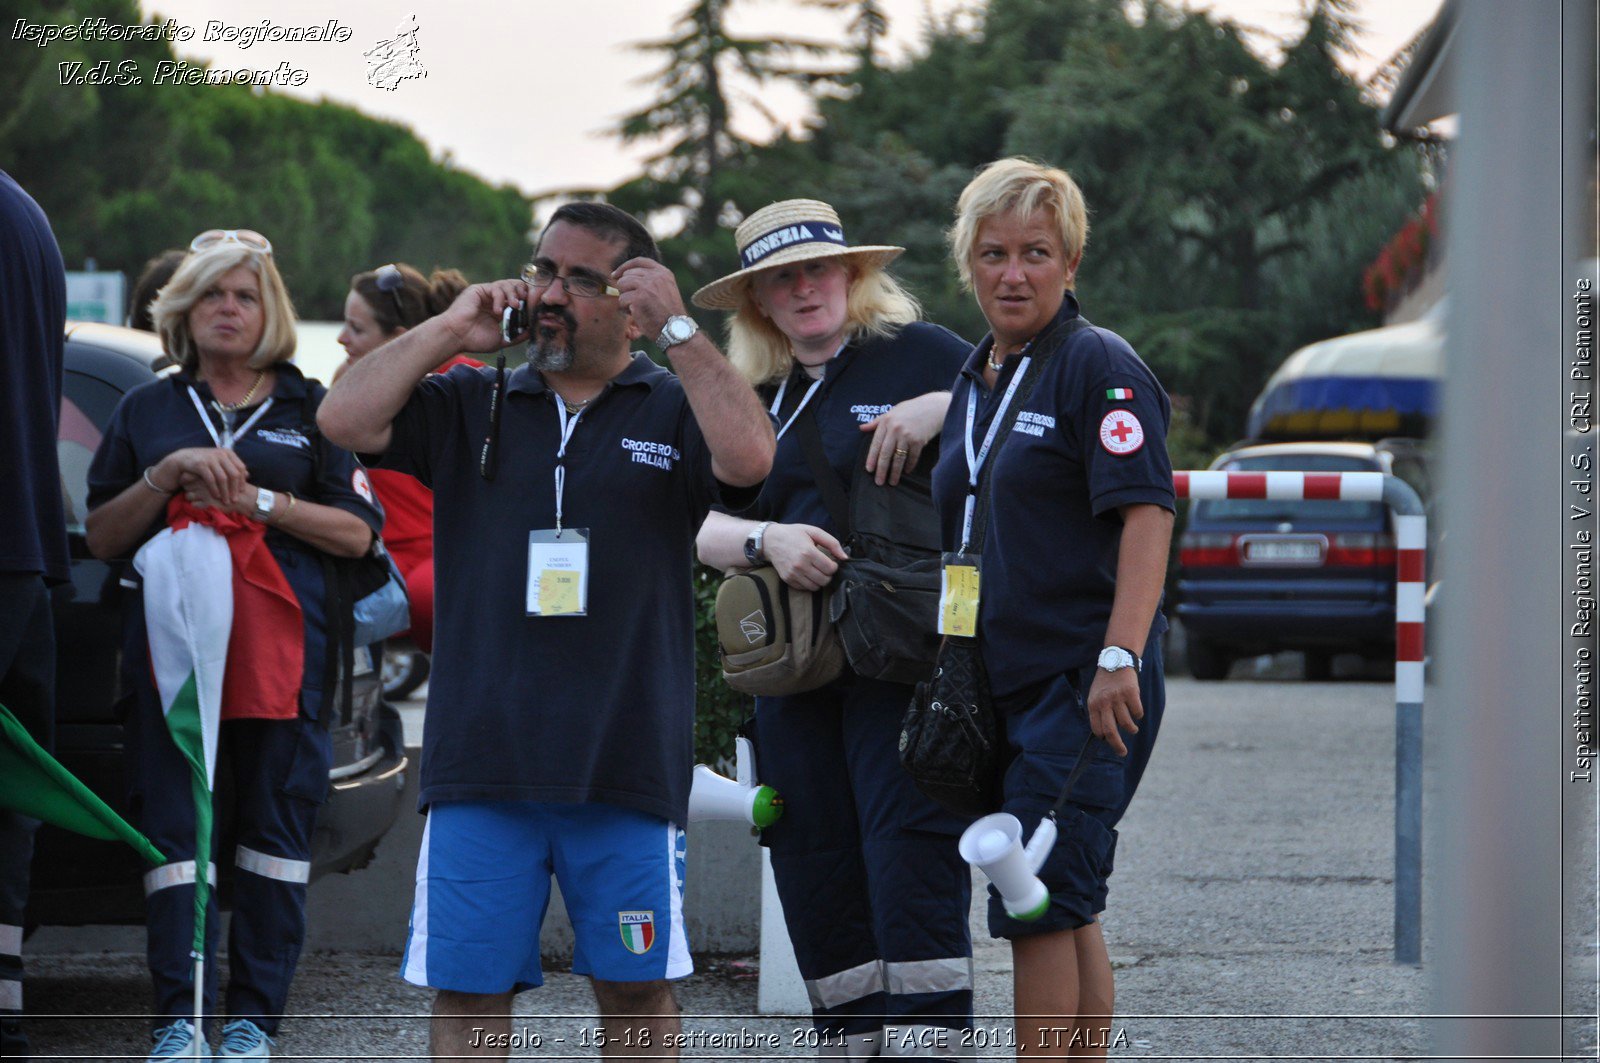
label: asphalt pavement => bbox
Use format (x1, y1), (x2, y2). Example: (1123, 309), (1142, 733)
(24, 664), (1453, 1060)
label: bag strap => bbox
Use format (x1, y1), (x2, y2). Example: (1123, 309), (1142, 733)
(795, 394), (853, 538)
(966, 317), (1090, 553)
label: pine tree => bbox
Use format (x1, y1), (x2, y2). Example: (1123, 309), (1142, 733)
(611, 0), (837, 240)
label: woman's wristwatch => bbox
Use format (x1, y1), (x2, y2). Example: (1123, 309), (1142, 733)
(253, 487), (277, 522)
(744, 521), (773, 565)
(1097, 645), (1141, 673)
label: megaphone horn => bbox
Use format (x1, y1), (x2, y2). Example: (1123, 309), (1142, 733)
(958, 812), (1056, 921)
(687, 737), (783, 829)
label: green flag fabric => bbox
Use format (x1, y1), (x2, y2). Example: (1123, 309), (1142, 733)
(0, 703), (164, 865)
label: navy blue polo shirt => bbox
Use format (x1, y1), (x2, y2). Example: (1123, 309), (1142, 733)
(749, 321), (970, 533)
(931, 294), (1174, 698)
(0, 170), (69, 583)
(87, 363), (385, 718)
(376, 352), (753, 824)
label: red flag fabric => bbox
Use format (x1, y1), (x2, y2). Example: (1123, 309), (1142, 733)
(167, 498), (303, 721)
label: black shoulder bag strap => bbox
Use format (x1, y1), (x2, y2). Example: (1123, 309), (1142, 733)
(796, 396), (853, 541)
(301, 388), (357, 729)
(970, 318), (1099, 802)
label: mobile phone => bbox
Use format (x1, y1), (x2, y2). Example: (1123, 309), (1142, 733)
(501, 301), (528, 346)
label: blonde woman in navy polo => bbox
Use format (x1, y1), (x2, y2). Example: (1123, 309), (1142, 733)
(694, 199), (976, 1059)
(932, 159), (1175, 1057)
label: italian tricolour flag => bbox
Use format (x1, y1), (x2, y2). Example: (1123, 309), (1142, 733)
(134, 515), (232, 1006)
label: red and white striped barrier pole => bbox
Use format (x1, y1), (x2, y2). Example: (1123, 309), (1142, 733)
(1174, 470), (1428, 965)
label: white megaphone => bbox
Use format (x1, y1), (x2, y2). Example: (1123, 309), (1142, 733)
(688, 735), (784, 829)
(958, 812), (1058, 921)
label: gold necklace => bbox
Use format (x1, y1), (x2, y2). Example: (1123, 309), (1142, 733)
(561, 396), (592, 415)
(213, 370), (267, 411)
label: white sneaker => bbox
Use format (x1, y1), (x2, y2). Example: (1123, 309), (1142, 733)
(147, 1019), (211, 1059)
(218, 1018), (273, 1058)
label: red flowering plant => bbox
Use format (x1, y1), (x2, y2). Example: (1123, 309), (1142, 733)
(1362, 193), (1441, 314)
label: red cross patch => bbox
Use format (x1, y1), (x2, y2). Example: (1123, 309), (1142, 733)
(1098, 410), (1144, 455)
(351, 467), (374, 502)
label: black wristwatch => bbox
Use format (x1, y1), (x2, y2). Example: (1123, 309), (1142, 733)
(744, 521), (772, 565)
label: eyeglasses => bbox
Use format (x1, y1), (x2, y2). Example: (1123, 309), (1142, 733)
(374, 263), (406, 320)
(189, 229), (273, 255)
(520, 263), (619, 299)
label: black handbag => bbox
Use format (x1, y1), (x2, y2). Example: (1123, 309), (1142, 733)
(897, 634), (998, 816)
(794, 394), (944, 686)
(897, 320), (1086, 815)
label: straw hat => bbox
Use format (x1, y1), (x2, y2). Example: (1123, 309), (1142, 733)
(691, 199), (904, 310)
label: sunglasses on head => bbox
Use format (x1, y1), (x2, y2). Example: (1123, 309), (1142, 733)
(189, 229), (273, 255)
(374, 263), (406, 319)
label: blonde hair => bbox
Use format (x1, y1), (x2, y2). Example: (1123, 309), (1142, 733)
(152, 243), (297, 373)
(947, 157), (1089, 291)
(726, 262), (923, 386)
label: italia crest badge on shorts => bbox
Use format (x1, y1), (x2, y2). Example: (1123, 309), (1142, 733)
(619, 911), (656, 954)
(351, 467), (374, 502)
(1098, 410), (1145, 455)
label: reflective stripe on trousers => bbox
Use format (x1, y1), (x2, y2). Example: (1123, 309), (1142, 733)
(143, 861), (218, 896)
(884, 957), (974, 997)
(0, 922), (19, 1011)
(236, 845), (311, 885)
(806, 958), (888, 1011)
(807, 956), (973, 1012)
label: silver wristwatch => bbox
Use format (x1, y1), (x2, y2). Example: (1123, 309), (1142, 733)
(253, 487), (276, 522)
(744, 521), (773, 565)
(656, 314), (700, 350)
(1097, 645), (1140, 673)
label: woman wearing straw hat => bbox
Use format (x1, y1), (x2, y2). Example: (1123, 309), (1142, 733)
(695, 199), (975, 1058)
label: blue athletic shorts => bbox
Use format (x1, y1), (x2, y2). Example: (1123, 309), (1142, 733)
(401, 801), (692, 993)
(989, 640), (1165, 939)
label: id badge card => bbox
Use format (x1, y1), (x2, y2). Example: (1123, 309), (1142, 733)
(526, 528), (590, 617)
(938, 551), (982, 637)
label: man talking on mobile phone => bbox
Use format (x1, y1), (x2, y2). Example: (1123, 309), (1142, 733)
(319, 202), (773, 1060)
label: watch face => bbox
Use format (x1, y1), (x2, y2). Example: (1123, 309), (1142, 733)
(664, 317), (696, 343)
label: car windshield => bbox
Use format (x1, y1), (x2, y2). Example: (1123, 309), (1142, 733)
(1195, 453), (1385, 522)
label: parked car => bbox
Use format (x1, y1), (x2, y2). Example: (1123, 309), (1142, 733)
(27, 322), (408, 930)
(1174, 440), (1426, 681)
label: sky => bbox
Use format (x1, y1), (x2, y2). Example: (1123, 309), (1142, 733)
(130, 0), (1445, 200)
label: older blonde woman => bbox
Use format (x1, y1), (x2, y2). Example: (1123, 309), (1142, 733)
(693, 200), (975, 1059)
(930, 160), (1175, 1057)
(86, 230), (383, 1061)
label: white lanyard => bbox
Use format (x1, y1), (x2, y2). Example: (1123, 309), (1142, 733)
(552, 395), (587, 533)
(959, 355), (1032, 551)
(769, 376), (824, 441)
(187, 386), (274, 450)
(769, 343), (845, 441)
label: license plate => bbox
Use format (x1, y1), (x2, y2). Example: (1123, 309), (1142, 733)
(1243, 539), (1322, 564)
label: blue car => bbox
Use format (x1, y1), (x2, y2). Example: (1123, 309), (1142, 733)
(1174, 441), (1428, 681)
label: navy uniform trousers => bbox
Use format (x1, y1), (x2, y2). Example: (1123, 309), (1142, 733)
(0, 574), (54, 1059)
(127, 677), (330, 1036)
(756, 672), (974, 1058)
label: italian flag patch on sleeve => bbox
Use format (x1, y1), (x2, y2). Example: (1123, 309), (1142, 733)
(1105, 387), (1135, 400)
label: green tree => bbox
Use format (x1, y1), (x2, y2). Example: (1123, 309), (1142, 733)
(610, 0), (838, 246)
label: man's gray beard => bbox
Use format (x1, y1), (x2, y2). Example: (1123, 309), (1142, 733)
(527, 338), (575, 373)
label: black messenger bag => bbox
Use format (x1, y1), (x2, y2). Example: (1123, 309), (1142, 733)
(795, 405), (943, 687)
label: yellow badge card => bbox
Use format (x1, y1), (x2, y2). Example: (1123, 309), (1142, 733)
(938, 559), (981, 637)
(538, 570), (582, 615)
(527, 529), (590, 617)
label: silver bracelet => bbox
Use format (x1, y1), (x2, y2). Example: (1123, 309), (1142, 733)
(141, 466), (171, 495)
